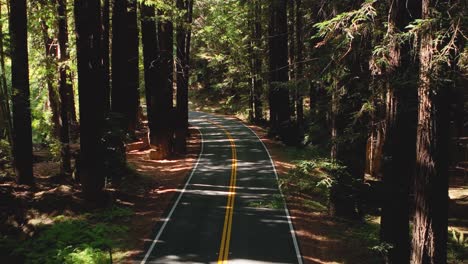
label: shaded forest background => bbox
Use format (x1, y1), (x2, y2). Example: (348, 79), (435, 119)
(0, 0), (466, 263)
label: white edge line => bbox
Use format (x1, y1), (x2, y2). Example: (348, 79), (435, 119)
(239, 122), (304, 264)
(140, 126), (205, 263)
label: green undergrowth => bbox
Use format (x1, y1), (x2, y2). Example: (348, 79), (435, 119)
(2, 206), (133, 264)
(448, 228), (468, 263)
(280, 155), (345, 212)
(279, 146), (467, 263)
(247, 194), (284, 209)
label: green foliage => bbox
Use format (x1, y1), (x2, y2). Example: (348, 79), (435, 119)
(89, 205), (133, 222)
(48, 138), (62, 162)
(63, 247), (110, 264)
(248, 194), (284, 209)
(9, 206), (132, 264)
(284, 159), (345, 197)
(0, 140), (12, 177)
(448, 228), (468, 263)
(313, 0), (377, 52)
(404, 1), (467, 72)
(190, 0), (254, 114)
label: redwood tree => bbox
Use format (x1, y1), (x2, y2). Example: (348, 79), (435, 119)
(411, 0), (450, 262)
(141, 1), (158, 136)
(151, 9), (174, 158)
(74, 0), (105, 199)
(102, 0), (111, 112)
(295, 0), (304, 127)
(111, 0), (127, 122)
(175, 0), (190, 153)
(111, 0), (139, 133)
(379, 0), (420, 263)
(268, 0), (290, 137)
(175, 0), (193, 154)
(9, 0), (34, 185)
(127, 0), (140, 132)
(253, 0), (263, 122)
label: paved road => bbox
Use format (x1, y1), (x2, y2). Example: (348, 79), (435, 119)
(139, 112), (302, 264)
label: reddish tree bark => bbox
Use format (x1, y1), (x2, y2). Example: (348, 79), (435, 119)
(411, 1), (450, 262)
(151, 11), (174, 158)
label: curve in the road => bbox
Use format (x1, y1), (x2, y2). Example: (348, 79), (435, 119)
(140, 112), (303, 264)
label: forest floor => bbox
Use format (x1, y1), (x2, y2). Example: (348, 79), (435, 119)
(0, 126), (201, 263)
(249, 122), (468, 264)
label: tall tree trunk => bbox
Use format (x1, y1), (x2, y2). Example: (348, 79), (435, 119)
(9, 0), (34, 185)
(175, 0), (187, 153)
(74, 0), (105, 200)
(295, 0), (304, 127)
(40, 19), (61, 138)
(253, 0), (263, 122)
(268, 0), (290, 137)
(184, 0), (193, 122)
(102, 0), (110, 113)
(57, 0), (71, 175)
(380, 0), (419, 263)
(287, 0), (295, 82)
(247, 4), (255, 122)
(127, 0), (140, 133)
(141, 2), (157, 139)
(287, 0), (296, 123)
(111, 0), (129, 131)
(411, 0), (450, 262)
(151, 11), (174, 158)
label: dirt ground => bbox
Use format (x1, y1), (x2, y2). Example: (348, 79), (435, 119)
(0, 127), (202, 263)
(245, 122), (468, 264)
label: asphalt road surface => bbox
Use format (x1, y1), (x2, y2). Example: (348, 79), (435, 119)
(139, 112), (302, 264)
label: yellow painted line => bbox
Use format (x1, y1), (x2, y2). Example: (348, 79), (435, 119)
(208, 120), (237, 264)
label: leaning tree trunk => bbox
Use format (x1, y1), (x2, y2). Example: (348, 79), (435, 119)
(9, 0), (34, 185)
(74, 0), (106, 200)
(57, 0), (71, 175)
(380, 0), (419, 263)
(411, 1), (450, 263)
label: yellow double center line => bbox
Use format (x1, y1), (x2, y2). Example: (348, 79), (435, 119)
(209, 120), (237, 264)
